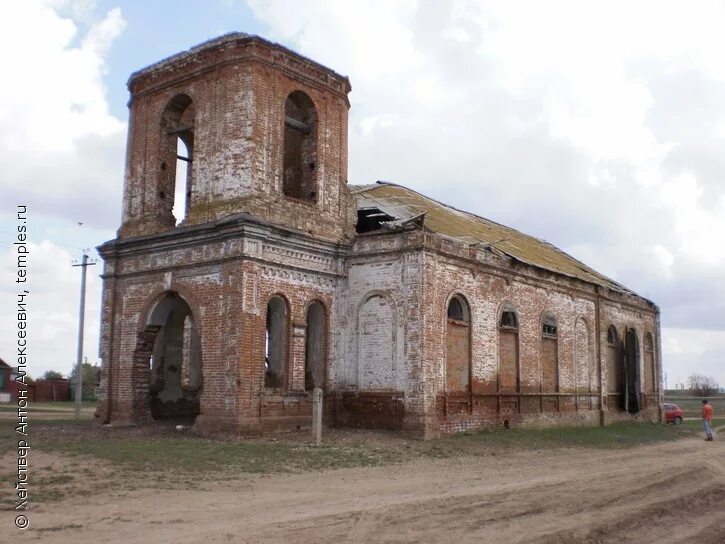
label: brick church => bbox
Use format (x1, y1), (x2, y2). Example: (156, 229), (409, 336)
(96, 33), (661, 438)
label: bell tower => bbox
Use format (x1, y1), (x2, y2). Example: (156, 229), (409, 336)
(118, 33), (356, 241)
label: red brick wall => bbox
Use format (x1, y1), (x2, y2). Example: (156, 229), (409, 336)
(119, 34), (355, 242)
(97, 34), (662, 439)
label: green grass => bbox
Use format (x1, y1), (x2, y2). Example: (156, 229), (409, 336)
(447, 421), (698, 452)
(0, 418), (707, 504)
(665, 397), (725, 419)
(681, 418), (725, 432)
(1, 420), (398, 475)
(0, 400), (97, 412)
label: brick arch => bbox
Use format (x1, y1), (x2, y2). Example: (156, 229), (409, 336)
(157, 92), (197, 227)
(539, 308), (559, 330)
(605, 322), (624, 410)
(443, 290), (473, 320)
(281, 89), (319, 201)
(136, 283), (204, 340)
(129, 286), (205, 423)
(355, 291), (398, 390)
(496, 300), (520, 324)
(496, 300), (520, 394)
(444, 292), (472, 393)
(539, 308), (560, 399)
(263, 293), (292, 389)
(624, 326), (642, 414)
(303, 298), (329, 391)
(643, 330), (656, 400)
(574, 316), (592, 395)
(299, 293), (332, 321)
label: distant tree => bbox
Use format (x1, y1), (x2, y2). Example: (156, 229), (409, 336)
(69, 360), (102, 400)
(687, 373), (718, 397)
(42, 370), (64, 380)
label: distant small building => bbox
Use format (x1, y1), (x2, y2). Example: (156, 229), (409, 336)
(0, 358), (14, 402)
(35, 379), (70, 402)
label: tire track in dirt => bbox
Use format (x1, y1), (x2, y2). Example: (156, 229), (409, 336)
(14, 435), (725, 543)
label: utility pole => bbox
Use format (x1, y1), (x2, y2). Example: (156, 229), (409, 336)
(72, 249), (96, 419)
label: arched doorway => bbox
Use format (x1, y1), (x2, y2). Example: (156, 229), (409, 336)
(144, 292), (202, 420)
(305, 301), (327, 391)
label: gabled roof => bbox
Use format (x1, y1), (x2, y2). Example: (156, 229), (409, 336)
(351, 181), (636, 295)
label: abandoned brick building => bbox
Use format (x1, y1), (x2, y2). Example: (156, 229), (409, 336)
(96, 33), (662, 438)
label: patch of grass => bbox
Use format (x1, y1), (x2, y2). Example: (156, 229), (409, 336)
(446, 421), (697, 451)
(0, 401), (97, 412)
(0, 418), (706, 505)
(665, 397), (725, 419)
(42, 435), (397, 474)
(14, 421), (398, 476)
(681, 418), (725, 432)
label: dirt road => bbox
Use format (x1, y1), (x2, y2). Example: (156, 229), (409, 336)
(10, 435), (725, 543)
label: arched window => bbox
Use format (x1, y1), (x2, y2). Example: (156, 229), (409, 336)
(500, 309), (518, 330)
(447, 296), (469, 322)
(283, 91), (318, 202)
(644, 332), (655, 396)
(542, 315), (557, 337)
(305, 301), (327, 391)
(625, 328), (642, 413)
(446, 295), (471, 392)
(541, 314), (558, 399)
(607, 325), (618, 345)
(265, 296), (288, 388)
(606, 325), (623, 410)
(498, 306), (519, 393)
(159, 94), (195, 226)
(575, 318), (591, 394)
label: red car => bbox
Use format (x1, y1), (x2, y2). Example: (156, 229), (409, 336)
(664, 403), (684, 425)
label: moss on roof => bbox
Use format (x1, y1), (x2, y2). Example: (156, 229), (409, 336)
(351, 181), (633, 294)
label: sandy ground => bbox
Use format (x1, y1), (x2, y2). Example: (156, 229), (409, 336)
(6, 435), (725, 544)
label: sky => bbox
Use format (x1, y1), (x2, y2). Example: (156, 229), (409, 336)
(1, 0), (724, 389)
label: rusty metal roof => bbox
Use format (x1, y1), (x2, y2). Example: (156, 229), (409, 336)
(351, 182), (633, 294)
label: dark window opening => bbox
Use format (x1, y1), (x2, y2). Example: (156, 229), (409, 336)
(447, 296), (469, 322)
(446, 295), (471, 392)
(265, 296), (287, 389)
(304, 302), (326, 392)
(283, 91), (317, 202)
(498, 307), (519, 393)
(160, 94), (195, 227)
(607, 325), (618, 345)
(542, 315), (557, 337)
(500, 309), (518, 330)
(625, 328), (642, 414)
(356, 207), (396, 233)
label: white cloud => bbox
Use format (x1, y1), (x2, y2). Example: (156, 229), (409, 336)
(247, 0), (725, 386)
(0, 1), (126, 228)
(0, 240), (102, 378)
(0, 1), (123, 377)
